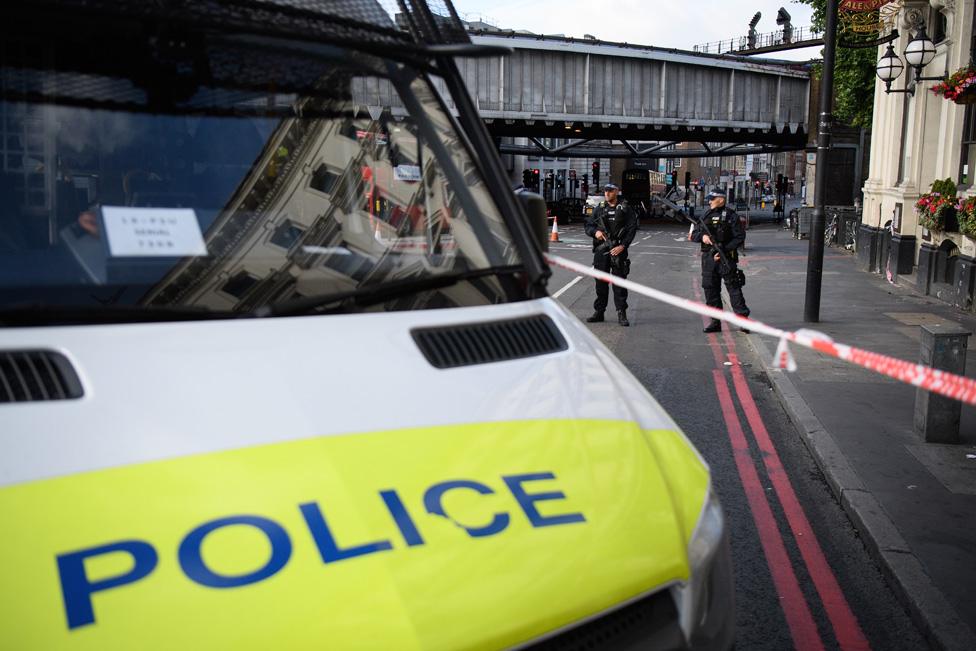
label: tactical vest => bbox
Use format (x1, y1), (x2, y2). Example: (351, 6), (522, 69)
(700, 209), (733, 251)
(599, 202), (622, 240)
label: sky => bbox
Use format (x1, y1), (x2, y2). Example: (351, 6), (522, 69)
(451, 0), (820, 61)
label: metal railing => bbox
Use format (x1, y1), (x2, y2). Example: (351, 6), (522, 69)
(693, 26), (824, 55)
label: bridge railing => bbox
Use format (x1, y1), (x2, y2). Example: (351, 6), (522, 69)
(693, 26), (824, 55)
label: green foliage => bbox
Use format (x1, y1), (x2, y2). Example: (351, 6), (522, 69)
(794, 0), (877, 129)
(931, 177), (958, 197)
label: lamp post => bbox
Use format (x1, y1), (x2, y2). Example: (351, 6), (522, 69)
(803, 0), (839, 323)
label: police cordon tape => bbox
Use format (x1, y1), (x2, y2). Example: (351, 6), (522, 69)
(545, 253), (976, 407)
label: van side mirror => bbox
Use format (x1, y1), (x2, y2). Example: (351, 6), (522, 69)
(515, 191), (549, 252)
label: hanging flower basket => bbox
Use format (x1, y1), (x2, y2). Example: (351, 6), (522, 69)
(931, 66), (976, 104)
(916, 193), (953, 232)
(957, 197), (976, 239)
(957, 88), (976, 105)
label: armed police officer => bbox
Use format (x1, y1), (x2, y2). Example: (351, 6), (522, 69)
(689, 188), (750, 333)
(584, 182), (637, 326)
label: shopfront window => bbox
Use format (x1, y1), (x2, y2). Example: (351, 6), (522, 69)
(958, 8), (976, 187)
(932, 8), (948, 44)
(960, 106), (976, 187)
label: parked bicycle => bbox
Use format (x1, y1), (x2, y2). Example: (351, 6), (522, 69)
(825, 213), (839, 247)
(825, 211), (856, 252)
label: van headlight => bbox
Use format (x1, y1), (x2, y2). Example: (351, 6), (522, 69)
(671, 487), (735, 649)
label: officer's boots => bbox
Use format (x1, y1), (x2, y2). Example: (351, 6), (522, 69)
(586, 312), (604, 323)
(703, 319), (722, 333)
(617, 310), (629, 327)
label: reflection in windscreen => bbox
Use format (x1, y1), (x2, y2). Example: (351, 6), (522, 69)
(0, 65), (521, 317)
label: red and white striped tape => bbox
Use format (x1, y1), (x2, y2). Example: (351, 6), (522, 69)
(545, 253), (976, 407)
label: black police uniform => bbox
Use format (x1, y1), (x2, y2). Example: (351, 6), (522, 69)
(584, 198), (637, 320)
(690, 204), (750, 329)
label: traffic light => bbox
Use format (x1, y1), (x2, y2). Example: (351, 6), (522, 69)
(776, 174), (784, 194)
(522, 169), (532, 187)
(532, 169), (540, 189)
(591, 161), (600, 186)
(684, 171), (691, 189)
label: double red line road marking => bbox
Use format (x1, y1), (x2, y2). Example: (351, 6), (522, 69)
(693, 282), (870, 651)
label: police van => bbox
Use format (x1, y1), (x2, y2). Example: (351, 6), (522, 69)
(0, 1), (733, 648)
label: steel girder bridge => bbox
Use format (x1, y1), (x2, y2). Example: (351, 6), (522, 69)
(450, 32), (812, 158)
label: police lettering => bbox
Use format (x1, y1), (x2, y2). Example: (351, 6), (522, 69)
(55, 472), (584, 630)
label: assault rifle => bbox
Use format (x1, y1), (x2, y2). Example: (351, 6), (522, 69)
(652, 195), (745, 288)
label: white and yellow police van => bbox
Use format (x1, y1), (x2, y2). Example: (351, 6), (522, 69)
(0, 1), (733, 648)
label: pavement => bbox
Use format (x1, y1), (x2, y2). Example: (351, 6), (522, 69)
(730, 206), (976, 651)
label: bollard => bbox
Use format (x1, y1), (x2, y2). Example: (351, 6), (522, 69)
(914, 324), (972, 443)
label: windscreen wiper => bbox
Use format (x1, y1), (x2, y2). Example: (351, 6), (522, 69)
(0, 304), (235, 327)
(255, 266), (523, 318)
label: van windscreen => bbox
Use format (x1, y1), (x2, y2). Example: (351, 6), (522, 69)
(0, 37), (525, 324)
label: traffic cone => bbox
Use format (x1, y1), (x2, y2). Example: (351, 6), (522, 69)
(550, 216), (560, 242)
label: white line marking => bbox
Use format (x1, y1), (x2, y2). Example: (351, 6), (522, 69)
(552, 275), (584, 299)
(628, 251), (695, 258)
(640, 244), (696, 251)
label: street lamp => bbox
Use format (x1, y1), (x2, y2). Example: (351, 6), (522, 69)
(876, 43), (906, 93)
(877, 23), (942, 95)
(904, 23), (937, 73)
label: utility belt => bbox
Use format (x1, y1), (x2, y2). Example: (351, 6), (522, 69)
(701, 240), (739, 260)
(699, 238), (736, 257)
(702, 251), (745, 289)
